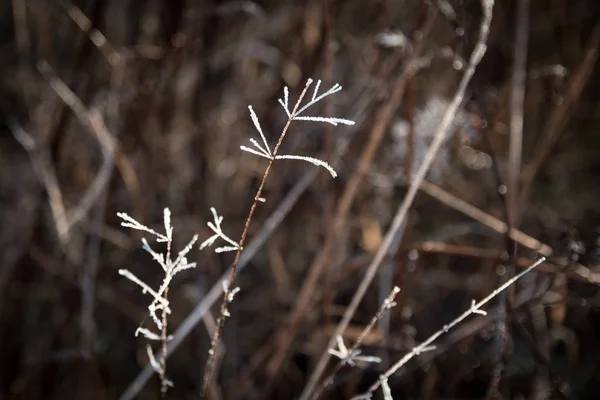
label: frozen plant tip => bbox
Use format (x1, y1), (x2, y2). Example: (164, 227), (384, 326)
(274, 154), (337, 178)
(312, 286), (401, 399)
(220, 281), (241, 317)
(240, 106), (272, 159)
(381, 376), (394, 400)
(222, 280), (241, 302)
(118, 208), (198, 392)
(199, 207), (240, 253)
(328, 335), (382, 367)
(241, 79), (355, 178)
(117, 211), (169, 242)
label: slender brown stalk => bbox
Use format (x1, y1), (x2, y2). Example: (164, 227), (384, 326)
(159, 286), (169, 392)
(300, 1), (494, 398)
(200, 80), (315, 397)
(266, 6), (438, 381)
(312, 287), (401, 400)
(419, 180), (552, 256)
(507, 0), (529, 226)
(519, 19), (600, 208)
(158, 238), (171, 392)
(485, 1), (529, 387)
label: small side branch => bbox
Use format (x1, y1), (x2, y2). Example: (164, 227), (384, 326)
(314, 287), (401, 399)
(354, 257), (545, 399)
(117, 209), (198, 393)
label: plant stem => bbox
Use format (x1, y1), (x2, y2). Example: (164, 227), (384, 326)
(200, 79), (314, 398)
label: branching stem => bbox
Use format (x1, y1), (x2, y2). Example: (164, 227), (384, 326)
(200, 80), (315, 396)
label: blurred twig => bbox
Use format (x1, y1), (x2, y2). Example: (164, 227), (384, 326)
(267, 6), (438, 384)
(120, 169), (320, 400)
(419, 180), (552, 255)
(507, 0), (529, 226)
(357, 257), (546, 399)
(313, 287), (401, 399)
(301, 0), (493, 396)
(519, 19), (600, 208)
(37, 61), (117, 233)
(7, 118), (70, 243)
(485, 1), (530, 391)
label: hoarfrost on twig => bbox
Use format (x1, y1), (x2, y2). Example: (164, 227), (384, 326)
(117, 208), (198, 392)
(222, 280), (241, 302)
(292, 115), (355, 126)
(136, 327), (161, 341)
(117, 211), (168, 242)
(381, 376), (394, 400)
(199, 207), (240, 253)
(328, 335), (382, 366)
(275, 155), (337, 178)
(147, 344), (163, 375)
(242, 78), (354, 177)
(356, 257), (546, 399)
(118, 269), (171, 312)
(200, 77), (355, 398)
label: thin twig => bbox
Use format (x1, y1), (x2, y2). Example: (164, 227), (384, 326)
(80, 177), (111, 358)
(418, 180), (552, 256)
(7, 118), (70, 243)
(313, 287), (401, 400)
(118, 209), (197, 392)
(61, 1), (123, 67)
(354, 257), (545, 399)
(483, 1), (530, 387)
(519, 19), (600, 208)
(417, 181), (600, 288)
(507, 0), (529, 226)
(37, 61), (117, 234)
(11, 0), (33, 104)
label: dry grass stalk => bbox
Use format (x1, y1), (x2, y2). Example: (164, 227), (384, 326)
(118, 208), (198, 392)
(193, 78), (355, 397)
(313, 287), (401, 399)
(300, 1), (495, 398)
(352, 257), (546, 400)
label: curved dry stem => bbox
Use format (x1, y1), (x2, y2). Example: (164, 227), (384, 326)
(301, 1), (495, 398)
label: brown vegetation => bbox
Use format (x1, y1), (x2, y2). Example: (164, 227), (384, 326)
(1, 0), (600, 399)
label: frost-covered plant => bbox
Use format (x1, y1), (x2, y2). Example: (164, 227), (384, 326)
(200, 78), (355, 396)
(239, 79), (354, 178)
(118, 78), (354, 396)
(118, 208), (198, 393)
(351, 257), (546, 400)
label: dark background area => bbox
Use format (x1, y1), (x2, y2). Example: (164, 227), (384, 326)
(1, 0), (600, 399)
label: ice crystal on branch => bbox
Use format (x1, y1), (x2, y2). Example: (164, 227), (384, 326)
(199, 207), (240, 253)
(328, 335), (382, 366)
(241, 78), (355, 177)
(117, 208), (198, 391)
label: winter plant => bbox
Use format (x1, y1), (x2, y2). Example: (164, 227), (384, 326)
(347, 257), (546, 400)
(117, 208), (198, 392)
(118, 64), (546, 400)
(118, 78), (355, 394)
(199, 78), (355, 396)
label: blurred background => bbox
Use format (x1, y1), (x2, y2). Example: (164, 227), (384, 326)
(1, 0), (600, 399)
